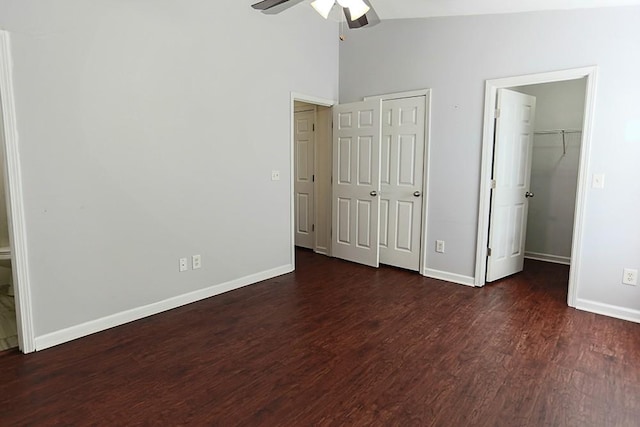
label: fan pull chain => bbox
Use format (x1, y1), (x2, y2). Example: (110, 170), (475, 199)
(339, 7), (345, 41)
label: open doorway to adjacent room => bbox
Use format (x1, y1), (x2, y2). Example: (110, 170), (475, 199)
(290, 93), (335, 269)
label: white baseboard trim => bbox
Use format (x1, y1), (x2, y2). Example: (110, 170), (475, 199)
(575, 298), (640, 324)
(314, 247), (330, 256)
(423, 268), (476, 287)
(525, 251), (571, 265)
(34, 264), (294, 351)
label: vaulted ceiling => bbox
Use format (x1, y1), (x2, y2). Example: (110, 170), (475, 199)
(370, 0), (640, 19)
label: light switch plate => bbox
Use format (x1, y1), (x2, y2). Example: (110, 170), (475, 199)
(271, 170), (280, 181)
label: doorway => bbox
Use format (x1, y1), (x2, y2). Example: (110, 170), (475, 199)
(291, 90), (432, 275)
(515, 79), (586, 267)
(293, 100), (332, 255)
(290, 93), (335, 268)
(475, 67), (598, 308)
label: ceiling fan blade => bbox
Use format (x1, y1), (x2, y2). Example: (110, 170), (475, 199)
(251, 0), (291, 10)
(343, 7), (369, 29)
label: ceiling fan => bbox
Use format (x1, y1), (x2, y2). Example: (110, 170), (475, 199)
(251, 0), (373, 29)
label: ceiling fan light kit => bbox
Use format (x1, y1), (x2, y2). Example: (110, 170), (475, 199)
(252, 0), (373, 28)
(336, 0), (370, 20)
(310, 0), (335, 19)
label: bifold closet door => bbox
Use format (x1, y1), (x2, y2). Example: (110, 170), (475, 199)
(332, 99), (382, 268)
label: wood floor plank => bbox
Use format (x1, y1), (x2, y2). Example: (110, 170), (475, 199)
(0, 249), (639, 425)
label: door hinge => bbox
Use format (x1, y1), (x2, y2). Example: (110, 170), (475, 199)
(312, 174), (315, 182)
(488, 248), (492, 257)
(313, 123), (315, 131)
(312, 224), (315, 232)
(491, 179), (497, 189)
(494, 108), (501, 119)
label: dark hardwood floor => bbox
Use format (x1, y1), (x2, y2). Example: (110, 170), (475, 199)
(1, 249), (639, 426)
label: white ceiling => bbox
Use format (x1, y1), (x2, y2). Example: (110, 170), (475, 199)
(370, 0), (640, 19)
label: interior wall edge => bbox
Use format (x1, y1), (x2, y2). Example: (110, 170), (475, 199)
(0, 30), (35, 353)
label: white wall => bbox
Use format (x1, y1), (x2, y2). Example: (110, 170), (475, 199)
(516, 79), (586, 261)
(0, 0), (339, 340)
(339, 7), (640, 315)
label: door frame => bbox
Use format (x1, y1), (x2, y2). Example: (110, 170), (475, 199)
(474, 66), (598, 308)
(364, 89), (432, 275)
(0, 30), (35, 353)
(290, 92), (335, 268)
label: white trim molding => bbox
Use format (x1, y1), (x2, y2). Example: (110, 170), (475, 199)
(364, 89), (431, 101)
(474, 66), (599, 312)
(423, 268), (475, 287)
(0, 31), (35, 353)
(524, 252), (571, 265)
(291, 92), (335, 108)
(575, 299), (640, 324)
(35, 264), (294, 351)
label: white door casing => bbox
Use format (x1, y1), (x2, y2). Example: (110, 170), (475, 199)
(486, 89), (537, 282)
(294, 110), (315, 249)
(0, 31), (35, 352)
(332, 99), (382, 267)
(379, 97), (425, 271)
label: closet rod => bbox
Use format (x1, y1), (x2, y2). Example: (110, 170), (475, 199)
(533, 129), (582, 135)
(533, 129), (582, 156)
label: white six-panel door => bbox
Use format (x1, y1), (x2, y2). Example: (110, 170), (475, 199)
(332, 99), (382, 267)
(294, 110), (315, 249)
(379, 97), (425, 271)
(486, 89), (537, 282)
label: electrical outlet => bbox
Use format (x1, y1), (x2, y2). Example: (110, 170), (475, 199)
(436, 240), (445, 253)
(192, 254), (202, 270)
(271, 170), (280, 181)
(622, 268), (638, 286)
(179, 258), (188, 272)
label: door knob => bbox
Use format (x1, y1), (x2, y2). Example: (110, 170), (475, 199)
(413, 191), (421, 197)
(370, 191), (378, 197)
(525, 191), (535, 198)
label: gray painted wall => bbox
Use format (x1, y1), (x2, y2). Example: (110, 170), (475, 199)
(0, 0), (339, 336)
(340, 7), (640, 311)
(516, 79), (586, 260)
